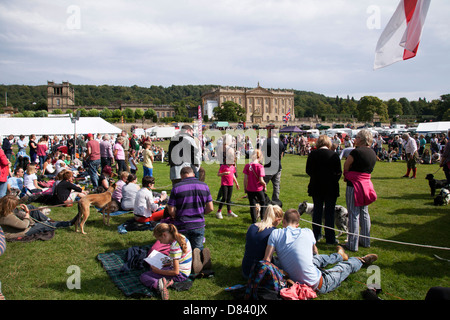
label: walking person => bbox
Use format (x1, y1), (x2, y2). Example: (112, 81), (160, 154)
(402, 133), (418, 179)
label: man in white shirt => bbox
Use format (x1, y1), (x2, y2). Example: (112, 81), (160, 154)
(402, 133), (418, 179)
(263, 209), (377, 295)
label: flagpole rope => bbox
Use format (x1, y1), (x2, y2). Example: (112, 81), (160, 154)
(212, 200), (450, 251)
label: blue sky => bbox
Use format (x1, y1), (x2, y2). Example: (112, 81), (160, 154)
(0, 0), (449, 101)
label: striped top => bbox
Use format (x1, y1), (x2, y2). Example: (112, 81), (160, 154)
(167, 177), (212, 232)
(170, 236), (192, 277)
(0, 226), (6, 256)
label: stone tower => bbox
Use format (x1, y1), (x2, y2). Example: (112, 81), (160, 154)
(47, 81), (75, 112)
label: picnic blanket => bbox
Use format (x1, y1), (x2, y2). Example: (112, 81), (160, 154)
(96, 207), (132, 216)
(97, 243), (195, 298)
(97, 245), (156, 298)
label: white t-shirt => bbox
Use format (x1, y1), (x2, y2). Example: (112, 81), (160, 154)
(23, 173), (38, 190)
(133, 187), (158, 218)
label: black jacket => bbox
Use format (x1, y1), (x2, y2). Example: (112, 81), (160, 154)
(306, 148), (342, 199)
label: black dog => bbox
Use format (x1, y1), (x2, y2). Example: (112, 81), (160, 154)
(264, 193), (283, 208)
(425, 174), (448, 197)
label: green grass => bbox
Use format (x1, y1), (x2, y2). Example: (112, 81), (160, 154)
(1, 146), (449, 301)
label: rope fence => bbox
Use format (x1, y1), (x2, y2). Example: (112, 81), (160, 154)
(212, 200), (450, 252)
(20, 197), (450, 251)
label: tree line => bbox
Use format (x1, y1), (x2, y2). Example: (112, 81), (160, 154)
(0, 84), (448, 122)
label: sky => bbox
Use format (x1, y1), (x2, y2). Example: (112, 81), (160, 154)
(0, 0), (449, 101)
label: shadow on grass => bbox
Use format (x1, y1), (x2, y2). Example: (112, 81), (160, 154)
(372, 213), (450, 261)
(382, 192), (433, 201)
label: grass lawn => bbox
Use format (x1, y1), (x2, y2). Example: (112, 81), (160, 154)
(1, 144), (449, 301)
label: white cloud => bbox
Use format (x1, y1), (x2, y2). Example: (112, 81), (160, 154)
(0, 0), (449, 100)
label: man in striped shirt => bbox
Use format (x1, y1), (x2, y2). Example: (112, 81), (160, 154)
(167, 166), (213, 251)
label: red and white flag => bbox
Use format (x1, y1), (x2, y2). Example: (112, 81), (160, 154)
(374, 0), (431, 70)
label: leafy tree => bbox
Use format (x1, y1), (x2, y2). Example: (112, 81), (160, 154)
(357, 96), (388, 122)
(144, 108), (156, 120)
(213, 101), (246, 122)
(386, 98), (403, 117)
(398, 97), (413, 115)
(35, 110), (48, 117)
(88, 109), (99, 117)
(22, 110), (35, 117)
(123, 108), (134, 119)
(341, 99), (358, 116)
(436, 94), (450, 120)
(112, 109), (123, 118)
(75, 108), (88, 117)
(100, 108), (113, 119)
(134, 108), (144, 120)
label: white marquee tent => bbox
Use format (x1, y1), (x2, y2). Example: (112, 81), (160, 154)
(416, 121), (450, 133)
(0, 117), (122, 138)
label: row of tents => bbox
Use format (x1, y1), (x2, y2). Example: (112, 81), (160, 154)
(1, 117), (448, 140)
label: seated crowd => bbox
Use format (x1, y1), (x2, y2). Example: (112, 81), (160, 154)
(2, 129), (449, 301)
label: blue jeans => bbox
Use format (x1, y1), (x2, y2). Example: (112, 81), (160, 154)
(143, 166), (153, 177)
(314, 253), (363, 294)
(182, 227), (205, 251)
(0, 181), (7, 198)
(88, 159), (101, 188)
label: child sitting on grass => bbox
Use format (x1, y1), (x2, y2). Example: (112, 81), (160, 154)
(140, 223), (192, 300)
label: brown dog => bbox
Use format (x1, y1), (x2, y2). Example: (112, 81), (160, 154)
(74, 184), (116, 234)
(100, 199), (120, 226)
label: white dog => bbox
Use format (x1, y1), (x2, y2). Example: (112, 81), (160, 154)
(298, 201), (348, 237)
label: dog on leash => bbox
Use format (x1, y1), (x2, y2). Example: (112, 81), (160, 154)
(74, 184), (116, 234)
(298, 201), (348, 237)
(425, 174), (449, 197)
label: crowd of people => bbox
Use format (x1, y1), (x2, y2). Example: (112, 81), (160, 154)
(1, 125), (450, 301)
(279, 130), (449, 166)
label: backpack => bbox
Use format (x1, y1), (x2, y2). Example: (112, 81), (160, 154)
(243, 260), (287, 300)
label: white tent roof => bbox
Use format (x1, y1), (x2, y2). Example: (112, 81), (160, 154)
(416, 121), (450, 133)
(0, 117), (122, 137)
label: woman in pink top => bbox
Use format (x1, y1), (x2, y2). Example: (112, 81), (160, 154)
(243, 149), (267, 223)
(36, 137), (48, 172)
(113, 137), (126, 175)
(216, 152), (240, 219)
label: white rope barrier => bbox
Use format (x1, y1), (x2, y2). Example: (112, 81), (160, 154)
(212, 200), (450, 252)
